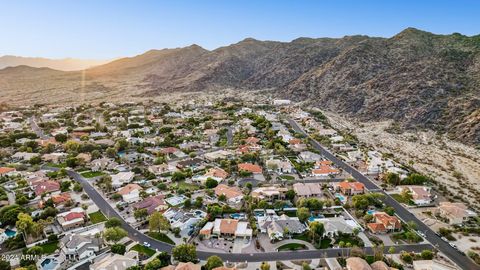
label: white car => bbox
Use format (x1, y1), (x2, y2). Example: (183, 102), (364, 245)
(143, 242), (151, 247)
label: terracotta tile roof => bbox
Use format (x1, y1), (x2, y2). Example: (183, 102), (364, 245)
(214, 184), (243, 200)
(117, 183), (142, 195)
(205, 167), (229, 179)
(64, 211), (85, 221)
(133, 195), (166, 214)
(373, 212), (401, 230)
(220, 219), (239, 235)
(33, 180), (60, 196)
(245, 137), (260, 144)
(367, 222), (386, 233)
(0, 167), (15, 175)
(161, 147), (179, 154)
(238, 163), (262, 174)
(338, 181), (365, 191)
(51, 193), (71, 204)
(288, 138), (301, 145)
(312, 165), (339, 175)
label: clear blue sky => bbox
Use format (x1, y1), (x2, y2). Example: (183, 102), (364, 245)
(1, 0), (479, 59)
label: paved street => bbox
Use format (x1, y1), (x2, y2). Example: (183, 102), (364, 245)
(287, 118), (478, 270)
(46, 168), (435, 263)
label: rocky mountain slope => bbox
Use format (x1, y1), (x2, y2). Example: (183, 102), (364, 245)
(0, 55), (111, 71)
(0, 28), (479, 145)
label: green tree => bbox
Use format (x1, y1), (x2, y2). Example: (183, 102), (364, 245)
(172, 244), (197, 263)
(73, 182), (83, 192)
(54, 133), (68, 143)
(105, 217), (123, 228)
(103, 227), (128, 243)
(111, 244), (126, 255)
(134, 208), (149, 221)
(0, 205), (25, 226)
(0, 260), (11, 270)
(260, 262), (270, 270)
(205, 255), (223, 270)
(421, 249), (434, 260)
(144, 258), (164, 270)
(205, 178), (219, 189)
(149, 212), (170, 232)
(296, 207), (310, 222)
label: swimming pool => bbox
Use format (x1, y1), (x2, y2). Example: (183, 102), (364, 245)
(334, 193), (347, 204)
(367, 210), (377, 215)
(40, 258), (58, 270)
(4, 228), (16, 237)
(230, 213), (244, 219)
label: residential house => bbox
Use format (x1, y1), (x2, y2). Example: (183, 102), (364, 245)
(60, 233), (102, 261)
(111, 171), (135, 189)
(346, 257), (371, 270)
(293, 183), (322, 199)
(91, 158), (117, 172)
(238, 163), (263, 175)
(193, 167), (229, 185)
(176, 158), (204, 171)
(132, 195), (168, 214)
(312, 216), (360, 237)
(163, 208), (207, 237)
(0, 167), (16, 177)
(397, 186), (432, 205)
(266, 159), (293, 174)
(42, 152), (68, 164)
(207, 218), (252, 239)
(251, 186), (288, 202)
(160, 262), (201, 270)
(412, 260), (458, 270)
(148, 164), (178, 175)
(11, 152), (40, 162)
(367, 212), (401, 234)
(214, 184), (244, 204)
(41, 192), (72, 209)
(263, 214), (307, 241)
(33, 180), (61, 197)
(299, 151), (322, 163)
(117, 183), (143, 203)
(89, 252), (139, 270)
(437, 202), (477, 225)
(57, 208), (86, 231)
(337, 181), (365, 196)
(312, 160), (340, 177)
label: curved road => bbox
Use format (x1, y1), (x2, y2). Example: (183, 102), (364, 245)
(49, 168), (433, 263)
(287, 118), (478, 270)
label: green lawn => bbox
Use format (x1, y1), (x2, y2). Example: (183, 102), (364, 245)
(279, 175), (295, 181)
(293, 233), (309, 242)
(81, 171), (105, 178)
(130, 244), (156, 257)
(89, 211), (108, 224)
(147, 231), (175, 245)
(334, 234), (364, 247)
(46, 162), (67, 168)
(38, 241), (59, 254)
(278, 243), (307, 251)
(173, 181), (200, 191)
(391, 193), (413, 205)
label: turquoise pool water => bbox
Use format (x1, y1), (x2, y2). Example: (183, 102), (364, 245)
(40, 258), (58, 270)
(334, 193), (346, 203)
(367, 210), (377, 215)
(4, 229), (16, 237)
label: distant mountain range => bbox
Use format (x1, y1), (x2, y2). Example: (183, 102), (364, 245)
(0, 28), (479, 145)
(0, 55), (111, 71)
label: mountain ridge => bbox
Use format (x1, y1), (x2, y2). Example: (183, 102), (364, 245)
(0, 27), (479, 145)
(0, 55), (112, 71)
